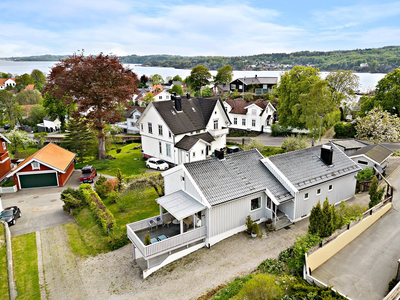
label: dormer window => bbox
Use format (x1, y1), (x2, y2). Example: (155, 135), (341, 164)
(31, 162), (40, 170)
(213, 120), (218, 130)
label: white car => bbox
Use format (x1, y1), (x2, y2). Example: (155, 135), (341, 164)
(146, 158), (169, 171)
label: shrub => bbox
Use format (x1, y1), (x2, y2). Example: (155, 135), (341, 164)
(245, 215), (253, 234)
(286, 233), (321, 274)
(144, 234), (151, 245)
(369, 176), (385, 208)
(278, 247), (293, 263)
(243, 138), (264, 153)
(235, 273), (284, 300)
(108, 229), (129, 250)
(334, 122), (356, 138)
(95, 175), (111, 198)
(271, 124), (292, 136)
(388, 278), (399, 294)
(308, 201), (323, 236)
(60, 187), (83, 212)
(281, 135), (309, 152)
(336, 201), (366, 227)
(79, 184), (116, 234)
(257, 258), (286, 275)
(213, 275), (253, 300)
(357, 167), (374, 182)
(108, 190), (119, 204)
(251, 222), (259, 235)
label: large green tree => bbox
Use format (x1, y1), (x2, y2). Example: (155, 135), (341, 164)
(325, 70), (360, 106)
(297, 80), (338, 146)
(150, 74), (164, 85)
(172, 75), (183, 83)
(44, 52), (138, 159)
(30, 69), (46, 86)
(277, 66), (321, 128)
(15, 90), (42, 105)
(189, 65), (211, 92)
(214, 65), (233, 86)
(42, 92), (70, 132)
(26, 104), (47, 126)
(168, 84), (183, 95)
(6, 129), (33, 154)
(15, 73), (34, 91)
(0, 90), (22, 128)
(373, 68), (400, 115)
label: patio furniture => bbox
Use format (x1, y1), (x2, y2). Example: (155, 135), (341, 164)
(150, 237), (159, 244)
(163, 215), (172, 227)
(148, 219), (156, 231)
(157, 235), (168, 241)
(183, 216), (193, 229)
(172, 218), (180, 225)
(155, 216), (163, 227)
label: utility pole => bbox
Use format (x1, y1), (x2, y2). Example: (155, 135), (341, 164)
(318, 116), (323, 143)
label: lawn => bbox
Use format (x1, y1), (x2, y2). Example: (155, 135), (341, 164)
(0, 224), (9, 300)
(261, 146), (285, 157)
(75, 143), (147, 177)
(12, 233), (40, 300)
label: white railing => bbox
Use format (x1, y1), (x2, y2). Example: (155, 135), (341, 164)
(209, 127), (229, 137)
(127, 212), (172, 232)
(127, 225), (207, 258)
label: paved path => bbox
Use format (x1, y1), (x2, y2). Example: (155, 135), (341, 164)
(312, 163), (400, 300)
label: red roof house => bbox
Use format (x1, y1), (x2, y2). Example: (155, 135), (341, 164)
(0, 133), (12, 181)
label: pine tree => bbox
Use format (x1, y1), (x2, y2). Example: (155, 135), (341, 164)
(308, 201), (323, 236)
(320, 198), (334, 238)
(116, 168), (124, 192)
(369, 176), (385, 208)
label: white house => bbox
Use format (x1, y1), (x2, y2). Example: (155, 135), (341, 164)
(224, 98), (276, 133)
(350, 144), (393, 174)
(137, 90), (172, 106)
(37, 116), (61, 132)
(0, 78), (16, 90)
(127, 142), (361, 278)
(137, 94), (231, 165)
(116, 106), (145, 134)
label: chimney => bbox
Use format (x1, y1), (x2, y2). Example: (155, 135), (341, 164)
(214, 149), (224, 160)
(173, 94), (182, 112)
(321, 145), (333, 165)
(186, 93), (190, 99)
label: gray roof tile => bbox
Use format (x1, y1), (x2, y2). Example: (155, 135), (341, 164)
(175, 132), (215, 151)
(351, 144), (393, 164)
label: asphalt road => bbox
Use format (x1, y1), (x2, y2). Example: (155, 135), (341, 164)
(312, 165), (400, 300)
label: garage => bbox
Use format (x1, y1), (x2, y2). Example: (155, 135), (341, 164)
(19, 173), (58, 188)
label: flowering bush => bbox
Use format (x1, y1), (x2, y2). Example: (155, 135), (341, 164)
(279, 247), (294, 263)
(257, 258), (286, 275)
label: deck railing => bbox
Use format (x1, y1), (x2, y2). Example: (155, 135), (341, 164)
(127, 221), (206, 258)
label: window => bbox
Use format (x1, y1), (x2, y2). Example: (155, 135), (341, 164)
(31, 162), (40, 170)
(201, 149), (204, 155)
(252, 119), (256, 127)
(230, 84), (236, 90)
(166, 144), (171, 157)
(158, 125), (163, 136)
(267, 197), (272, 209)
(213, 119), (218, 130)
(329, 184), (333, 191)
(159, 142), (162, 154)
(2, 142), (5, 150)
(358, 160), (368, 165)
(242, 119), (246, 126)
(169, 131), (172, 138)
(166, 95), (169, 100)
(304, 193), (309, 200)
(251, 197), (261, 211)
(130, 121), (135, 127)
(316, 188), (321, 196)
(239, 84), (243, 90)
(193, 152), (196, 157)
(148, 122), (152, 134)
(159, 96), (162, 99)
(234, 118), (237, 125)
(135, 115), (140, 120)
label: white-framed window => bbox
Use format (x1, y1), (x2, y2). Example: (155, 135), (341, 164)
(201, 149), (204, 155)
(213, 119), (218, 130)
(169, 131), (172, 138)
(130, 121), (135, 127)
(358, 160), (368, 165)
(193, 152), (196, 157)
(159, 96), (162, 99)
(2, 142), (5, 150)
(267, 197), (272, 209)
(166, 95), (169, 100)
(328, 184), (333, 191)
(252, 119), (256, 127)
(31, 162), (40, 170)
(239, 84), (243, 90)
(234, 118), (237, 125)
(304, 193), (309, 200)
(159, 142), (162, 154)
(158, 125), (163, 136)
(148, 122), (153, 134)
(166, 144), (171, 157)
(242, 119), (246, 126)
(135, 115), (140, 120)
(230, 84), (236, 90)
(316, 188), (321, 196)
(251, 197), (261, 211)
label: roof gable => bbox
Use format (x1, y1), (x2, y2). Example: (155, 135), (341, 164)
(175, 132), (215, 151)
(351, 144), (393, 164)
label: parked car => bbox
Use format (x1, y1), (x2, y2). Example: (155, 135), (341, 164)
(227, 146), (242, 154)
(3, 124), (10, 130)
(79, 165), (97, 183)
(0, 206), (21, 226)
(146, 158), (169, 171)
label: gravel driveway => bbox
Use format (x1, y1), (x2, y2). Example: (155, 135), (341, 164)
(39, 220), (307, 300)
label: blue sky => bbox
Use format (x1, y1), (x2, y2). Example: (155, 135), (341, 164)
(1, 0), (399, 57)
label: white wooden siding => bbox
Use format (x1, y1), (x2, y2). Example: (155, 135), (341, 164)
(278, 201), (295, 220)
(164, 169), (184, 195)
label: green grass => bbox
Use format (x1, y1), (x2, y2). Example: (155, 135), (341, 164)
(261, 146), (285, 157)
(12, 233), (40, 300)
(75, 143), (147, 177)
(0, 224), (9, 300)
(9, 146), (38, 159)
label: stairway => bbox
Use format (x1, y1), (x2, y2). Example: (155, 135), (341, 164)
(274, 211), (293, 231)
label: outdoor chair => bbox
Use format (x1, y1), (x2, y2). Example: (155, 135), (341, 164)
(163, 215), (172, 227)
(150, 237), (159, 244)
(155, 216), (163, 227)
(148, 219), (156, 231)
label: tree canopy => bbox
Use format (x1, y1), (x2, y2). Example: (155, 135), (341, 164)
(325, 70), (360, 107)
(30, 69), (46, 85)
(189, 65), (211, 92)
(172, 75), (183, 83)
(150, 74), (164, 85)
(373, 68), (400, 116)
(44, 52), (139, 159)
(168, 84), (183, 95)
(214, 65), (233, 86)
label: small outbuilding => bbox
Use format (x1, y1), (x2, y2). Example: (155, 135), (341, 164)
(7, 143), (76, 190)
(350, 144), (394, 174)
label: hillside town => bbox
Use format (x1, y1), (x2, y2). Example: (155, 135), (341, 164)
(0, 55), (400, 300)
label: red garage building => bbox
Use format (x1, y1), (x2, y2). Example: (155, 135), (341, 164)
(7, 143), (76, 190)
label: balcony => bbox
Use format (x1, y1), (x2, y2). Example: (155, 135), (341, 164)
(209, 127), (229, 138)
(0, 152), (9, 163)
(127, 213), (207, 259)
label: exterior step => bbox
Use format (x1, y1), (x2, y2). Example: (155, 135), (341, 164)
(274, 214), (293, 231)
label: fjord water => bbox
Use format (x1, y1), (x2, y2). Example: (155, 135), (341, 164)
(0, 60), (386, 92)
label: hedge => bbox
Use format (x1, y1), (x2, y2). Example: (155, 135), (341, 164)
(79, 184), (116, 234)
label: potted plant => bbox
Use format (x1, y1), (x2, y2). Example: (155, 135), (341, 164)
(251, 222), (259, 238)
(144, 234), (151, 245)
(265, 218), (273, 230)
(245, 215), (253, 234)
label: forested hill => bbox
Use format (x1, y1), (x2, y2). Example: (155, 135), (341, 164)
(4, 46), (400, 72)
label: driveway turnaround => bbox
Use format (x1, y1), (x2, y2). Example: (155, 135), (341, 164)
(312, 166), (400, 300)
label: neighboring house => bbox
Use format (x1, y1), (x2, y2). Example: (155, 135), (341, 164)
(117, 106), (146, 133)
(0, 133), (12, 181)
(137, 94), (230, 165)
(24, 84), (35, 91)
(332, 139), (369, 156)
(229, 75), (277, 93)
(350, 144), (393, 174)
(224, 98), (276, 133)
(0, 78), (16, 90)
(37, 116), (61, 132)
(211, 83), (230, 96)
(137, 90), (172, 106)
(7, 143), (75, 190)
(127, 142), (361, 278)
